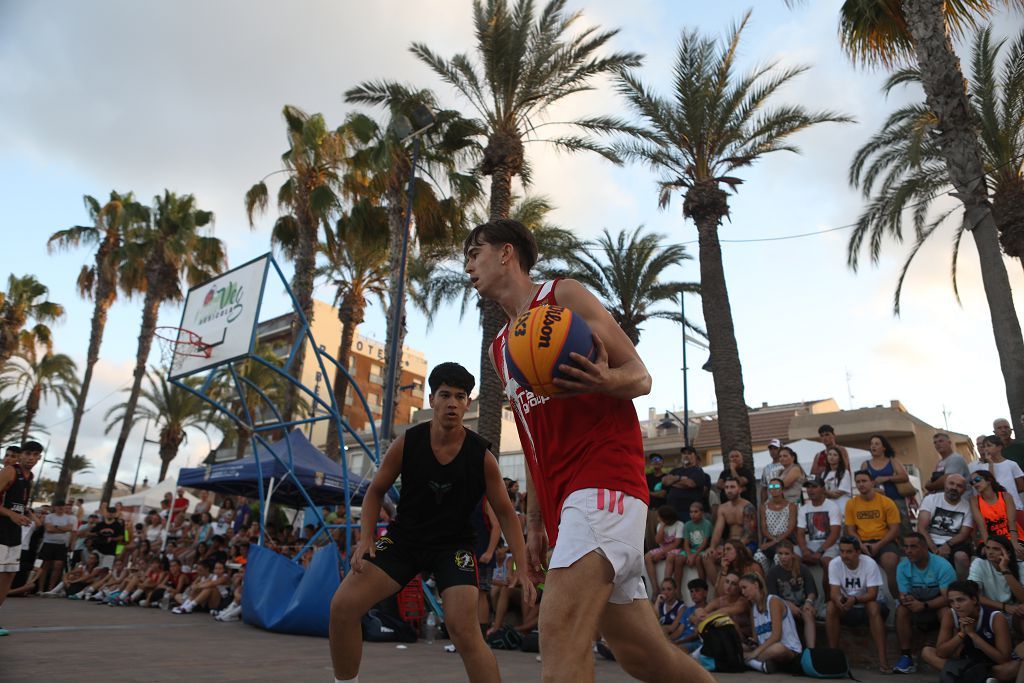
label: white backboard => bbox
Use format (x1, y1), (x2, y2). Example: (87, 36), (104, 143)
(168, 254), (270, 380)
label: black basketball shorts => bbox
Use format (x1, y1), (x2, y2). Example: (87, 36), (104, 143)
(365, 535), (479, 593)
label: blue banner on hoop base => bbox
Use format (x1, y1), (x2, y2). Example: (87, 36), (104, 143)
(242, 544), (340, 637)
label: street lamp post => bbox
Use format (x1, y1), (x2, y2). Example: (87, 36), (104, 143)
(380, 105), (435, 443)
(680, 292), (690, 447)
(132, 418), (159, 493)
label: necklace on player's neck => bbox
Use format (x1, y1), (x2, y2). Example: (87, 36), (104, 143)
(512, 284), (540, 320)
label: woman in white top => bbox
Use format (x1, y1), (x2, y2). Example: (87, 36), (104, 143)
(777, 447), (806, 506)
(822, 447), (852, 517)
(739, 572), (802, 673)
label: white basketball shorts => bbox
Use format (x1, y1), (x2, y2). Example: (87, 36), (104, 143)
(0, 543), (21, 573)
(549, 488), (648, 604)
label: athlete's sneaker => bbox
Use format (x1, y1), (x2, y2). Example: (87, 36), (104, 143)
(894, 655), (917, 674)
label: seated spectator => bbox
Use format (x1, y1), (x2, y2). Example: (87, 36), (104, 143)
(59, 552), (103, 598)
(917, 475), (973, 581)
(760, 440), (785, 502)
(670, 578), (708, 653)
(143, 511), (164, 545)
(776, 447), (806, 506)
(172, 561), (224, 614)
(923, 432), (971, 495)
(893, 532), (956, 674)
(644, 505), (683, 597)
(973, 435), (1024, 529)
(709, 539), (763, 592)
(739, 572), (802, 673)
(675, 502), (712, 586)
(766, 541), (818, 648)
(796, 476), (842, 589)
(967, 535), (1024, 623)
(970, 470), (1024, 558)
(822, 447), (853, 519)
(76, 558), (122, 601)
(150, 559), (189, 609)
(715, 449), (754, 502)
(756, 477), (797, 569)
(827, 536), (891, 673)
(920, 579), (1020, 682)
(811, 424), (851, 477)
(134, 559), (168, 607)
(845, 470), (901, 597)
(654, 578), (684, 638)
(213, 566), (245, 622)
(691, 571), (752, 639)
(702, 479), (757, 582)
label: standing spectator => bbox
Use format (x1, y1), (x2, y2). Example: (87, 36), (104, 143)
(194, 491), (212, 516)
(646, 454), (668, 550)
(644, 505), (683, 597)
(755, 478), (797, 569)
(172, 487), (189, 522)
(845, 470), (901, 598)
(972, 435), (1024, 528)
(71, 513), (96, 566)
(776, 447), (805, 506)
(766, 540), (818, 648)
(739, 572), (803, 673)
(994, 417), (1024, 470)
(796, 477), (842, 589)
(822, 446), (853, 518)
(90, 506), (125, 569)
(924, 433), (971, 495)
(826, 536), (891, 673)
(892, 532), (956, 673)
(862, 434), (913, 530)
(967, 535), (1024, 621)
(917, 474), (974, 578)
(663, 446), (709, 523)
(920, 580), (1019, 681)
(760, 439), (785, 503)
(969, 470), (1024, 558)
(715, 449), (754, 503)
(38, 500), (76, 592)
(72, 498), (85, 523)
(810, 425), (851, 477)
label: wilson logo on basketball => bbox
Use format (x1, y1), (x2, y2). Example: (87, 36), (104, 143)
(196, 281), (245, 325)
(536, 307), (564, 348)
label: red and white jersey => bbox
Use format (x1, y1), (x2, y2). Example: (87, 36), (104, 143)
(491, 279), (649, 544)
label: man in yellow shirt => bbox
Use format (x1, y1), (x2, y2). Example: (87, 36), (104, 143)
(844, 470), (901, 598)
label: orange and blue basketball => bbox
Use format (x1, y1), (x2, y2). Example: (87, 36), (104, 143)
(505, 305), (595, 396)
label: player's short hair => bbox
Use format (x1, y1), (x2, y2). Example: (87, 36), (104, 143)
(428, 362), (476, 395)
(464, 219), (538, 272)
(20, 440), (43, 453)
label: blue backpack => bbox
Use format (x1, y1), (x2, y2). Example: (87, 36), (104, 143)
(800, 648), (858, 679)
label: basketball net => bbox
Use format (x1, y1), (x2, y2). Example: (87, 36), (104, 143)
(155, 327), (211, 373)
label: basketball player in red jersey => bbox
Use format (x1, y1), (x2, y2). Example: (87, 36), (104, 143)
(466, 219), (713, 683)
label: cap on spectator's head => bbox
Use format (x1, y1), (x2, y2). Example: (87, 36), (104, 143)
(768, 438), (782, 449)
(106, 505), (117, 513)
(818, 424), (835, 436)
(649, 453), (664, 463)
(804, 476), (826, 488)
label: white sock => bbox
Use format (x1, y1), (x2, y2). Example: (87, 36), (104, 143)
(746, 658), (766, 673)
(335, 677), (358, 683)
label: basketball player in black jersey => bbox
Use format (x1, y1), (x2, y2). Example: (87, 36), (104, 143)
(329, 363), (535, 683)
(0, 441), (40, 636)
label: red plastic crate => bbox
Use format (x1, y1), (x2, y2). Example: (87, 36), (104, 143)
(397, 576), (427, 631)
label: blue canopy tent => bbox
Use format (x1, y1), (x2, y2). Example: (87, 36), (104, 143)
(178, 429), (367, 507)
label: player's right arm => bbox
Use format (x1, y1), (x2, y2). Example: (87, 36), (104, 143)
(352, 435), (405, 573)
(0, 466), (28, 526)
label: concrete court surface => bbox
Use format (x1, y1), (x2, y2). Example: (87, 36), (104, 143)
(1, 597), (938, 682)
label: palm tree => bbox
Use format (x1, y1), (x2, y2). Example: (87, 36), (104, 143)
(822, 0), (1024, 429)
(245, 106), (353, 423)
(0, 397), (27, 445)
(51, 454), (93, 492)
(0, 275), (64, 367)
(316, 208), (390, 458)
(849, 26), (1024, 312)
(560, 227), (699, 346)
(406, 0), (642, 450)
(48, 191), (146, 502)
(101, 191), (225, 503)
(339, 89), (482, 440)
(0, 349), (79, 442)
(104, 369), (215, 482)
(614, 11), (851, 465)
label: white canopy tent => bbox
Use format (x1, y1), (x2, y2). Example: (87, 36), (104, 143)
(81, 476), (204, 524)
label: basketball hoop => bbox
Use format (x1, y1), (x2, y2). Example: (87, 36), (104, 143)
(155, 326), (212, 372)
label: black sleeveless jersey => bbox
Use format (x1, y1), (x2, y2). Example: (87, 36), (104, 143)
(387, 423), (490, 548)
(0, 465), (33, 547)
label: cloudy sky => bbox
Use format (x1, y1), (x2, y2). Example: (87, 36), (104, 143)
(2, 0), (1022, 489)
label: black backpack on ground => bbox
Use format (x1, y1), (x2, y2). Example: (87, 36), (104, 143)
(361, 608), (418, 643)
(696, 615), (746, 673)
(800, 647), (859, 679)
(486, 625), (523, 650)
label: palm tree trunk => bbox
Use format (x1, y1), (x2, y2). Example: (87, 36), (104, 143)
(381, 195), (408, 442)
(0, 312), (26, 367)
(687, 182), (753, 469)
(158, 431), (183, 482)
(56, 256), (117, 501)
(283, 210), (318, 425)
(325, 298), (362, 460)
(903, 0), (1024, 429)
(20, 385), (41, 443)
(102, 285), (161, 503)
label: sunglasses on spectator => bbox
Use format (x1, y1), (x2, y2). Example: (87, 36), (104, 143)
(768, 484), (782, 490)
(971, 476), (985, 484)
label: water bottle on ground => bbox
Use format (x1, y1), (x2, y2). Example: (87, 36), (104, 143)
(424, 612), (437, 644)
